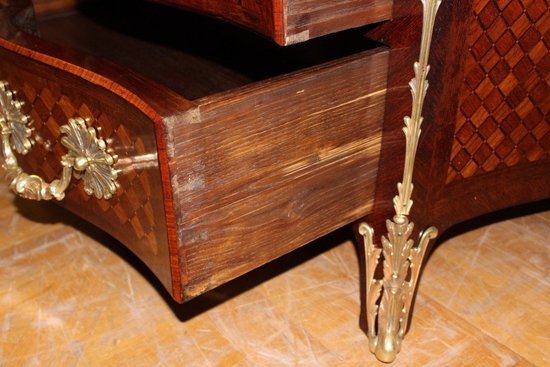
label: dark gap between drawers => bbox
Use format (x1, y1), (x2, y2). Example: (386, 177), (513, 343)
(35, 0), (383, 100)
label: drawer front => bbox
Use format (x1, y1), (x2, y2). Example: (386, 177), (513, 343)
(0, 47), (174, 293)
(169, 49), (389, 298)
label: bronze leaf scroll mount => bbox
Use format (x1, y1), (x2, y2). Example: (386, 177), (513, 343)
(358, 0), (442, 363)
(0, 80), (119, 201)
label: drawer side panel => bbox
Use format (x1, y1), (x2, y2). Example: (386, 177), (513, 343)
(170, 50), (388, 298)
(284, 0), (393, 45)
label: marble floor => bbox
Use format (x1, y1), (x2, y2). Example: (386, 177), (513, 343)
(0, 180), (548, 366)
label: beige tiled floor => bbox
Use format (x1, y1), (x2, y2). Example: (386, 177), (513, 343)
(0, 180), (548, 366)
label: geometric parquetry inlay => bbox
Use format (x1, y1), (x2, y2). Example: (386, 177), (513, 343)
(447, 0), (550, 183)
(14, 77), (161, 255)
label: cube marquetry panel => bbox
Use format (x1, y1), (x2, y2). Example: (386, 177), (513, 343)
(0, 48), (173, 291)
(447, 0), (550, 183)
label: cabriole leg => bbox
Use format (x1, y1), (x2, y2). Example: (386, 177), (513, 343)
(359, 222), (437, 362)
(358, 0), (442, 362)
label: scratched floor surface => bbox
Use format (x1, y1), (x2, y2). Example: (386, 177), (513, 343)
(0, 180), (549, 366)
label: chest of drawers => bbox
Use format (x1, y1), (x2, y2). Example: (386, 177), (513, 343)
(1, 0), (548, 362)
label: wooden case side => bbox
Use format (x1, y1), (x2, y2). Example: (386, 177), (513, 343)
(387, 0), (550, 235)
(428, 0), (550, 231)
(445, 0), (550, 185)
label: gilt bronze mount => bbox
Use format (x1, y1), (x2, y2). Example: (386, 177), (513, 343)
(358, 0), (442, 362)
(0, 80), (119, 201)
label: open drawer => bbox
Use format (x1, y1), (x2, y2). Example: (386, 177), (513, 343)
(152, 0), (393, 45)
(0, 0), (388, 302)
(33, 0), (393, 45)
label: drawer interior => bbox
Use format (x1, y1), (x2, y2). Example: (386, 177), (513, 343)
(35, 0), (383, 100)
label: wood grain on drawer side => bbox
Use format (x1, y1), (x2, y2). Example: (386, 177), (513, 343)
(284, 0), (393, 45)
(167, 49), (389, 299)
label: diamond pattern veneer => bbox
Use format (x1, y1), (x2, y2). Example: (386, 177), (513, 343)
(0, 52), (173, 292)
(447, 0), (550, 183)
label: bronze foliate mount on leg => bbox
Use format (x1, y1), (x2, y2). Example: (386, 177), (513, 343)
(358, 0), (442, 363)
